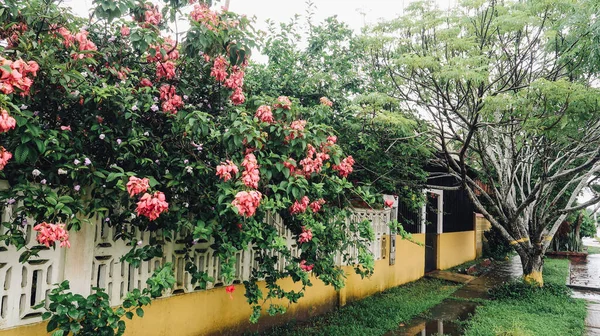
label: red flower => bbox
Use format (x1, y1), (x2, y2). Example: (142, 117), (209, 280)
(384, 199), (394, 208)
(300, 260), (313, 272)
(241, 153), (260, 189)
(332, 156), (355, 178)
(33, 222), (70, 248)
(140, 78), (153, 87)
(255, 105), (274, 123)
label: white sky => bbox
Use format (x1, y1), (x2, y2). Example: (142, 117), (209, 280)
(65, 0), (457, 33)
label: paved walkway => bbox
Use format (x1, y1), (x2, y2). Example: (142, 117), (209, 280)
(571, 238), (600, 335)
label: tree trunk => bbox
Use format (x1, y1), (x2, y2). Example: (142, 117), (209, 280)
(520, 252), (544, 286)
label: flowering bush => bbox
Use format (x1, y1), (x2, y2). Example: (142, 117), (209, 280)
(0, 0), (377, 331)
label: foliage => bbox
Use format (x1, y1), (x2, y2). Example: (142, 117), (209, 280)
(483, 226), (513, 260)
(36, 264), (175, 336)
(464, 259), (586, 336)
(246, 6), (431, 214)
(257, 278), (460, 336)
(0, 0), (379, 329)
(361, 0), (600, 282)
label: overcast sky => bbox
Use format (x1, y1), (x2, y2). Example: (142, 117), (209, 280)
(65, 0), (456, 33)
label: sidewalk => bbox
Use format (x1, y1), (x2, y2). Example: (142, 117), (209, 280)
(571, 237), (600, 335)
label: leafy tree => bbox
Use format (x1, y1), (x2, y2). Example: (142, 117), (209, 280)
(362, 0), (600, 284)
(246, 7), (431, 214)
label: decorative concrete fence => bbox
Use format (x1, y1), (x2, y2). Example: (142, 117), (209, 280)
(0, 199), (392, 330)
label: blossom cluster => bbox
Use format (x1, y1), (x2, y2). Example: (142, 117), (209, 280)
(300, 144), (330, 177)
(232, 190), (262, 217)
(143, 4), (162, 26)
(159, 85), (184, 114)
(332, 156), (355, 178)
(298, 226), (313, 244)
(136, 191), (169, 221)
(320, 96), (333, 107)
(0, 56), (39, 95)
(126, 176), (150, 197)
(255, 105), (274, 123)
(127, 176), (168, 221)
(290, 196), (326, 215)
(216, 160), (239, 181)
(56, 28), (98, 59)
(241, 153), (260, 189)
(209, 56), (246, 105)
(33, 222), (71, 248)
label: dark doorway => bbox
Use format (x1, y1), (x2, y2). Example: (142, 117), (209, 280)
(425, 193), (439, 273)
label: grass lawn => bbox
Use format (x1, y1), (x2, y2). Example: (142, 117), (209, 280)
(257, 278), (461, 336)
(586, 245), (600, 255)
(464, 258), (587, 336)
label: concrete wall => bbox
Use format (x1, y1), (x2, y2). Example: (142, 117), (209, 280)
(437, 231), (477, 270)
(0, 234), (429, 336)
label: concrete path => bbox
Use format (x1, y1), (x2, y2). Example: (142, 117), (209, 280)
(571, 238), (600, 335)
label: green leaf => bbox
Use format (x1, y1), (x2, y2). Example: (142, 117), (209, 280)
(136, 307), (144, 317)
(14, 144), (30, 164)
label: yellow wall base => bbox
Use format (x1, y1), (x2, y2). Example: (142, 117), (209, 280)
(437, 231), (476, 270)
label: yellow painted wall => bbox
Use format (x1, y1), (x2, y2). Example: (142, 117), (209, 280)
(0, 234), (428, 336)
(437, 231), (476, 270)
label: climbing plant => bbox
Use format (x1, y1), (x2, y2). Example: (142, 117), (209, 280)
(0, 0), (379, 333)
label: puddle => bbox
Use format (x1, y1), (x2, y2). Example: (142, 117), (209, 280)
(384, 299), (477, 335)
(386, 257), (524, 335)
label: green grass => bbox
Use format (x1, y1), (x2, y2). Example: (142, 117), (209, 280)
(463, 258), (587, 336)
(586, 245), (600, 255)
(256, 278), (461, 336)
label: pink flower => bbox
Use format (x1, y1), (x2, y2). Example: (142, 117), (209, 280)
(241, 153), (260, 189)
(232, 190), (262, 217)
(290, 196), (310, 215)
(300, 145), (329, 177)
(216, 160), (239, 181)
(298, 226), (313, 244)
(136, 191), (169, 221)
(332, 156), (355, 178)
(0, 109), (16, 133)
(120, 25), (130, 36)
(255, 105), (274, 123)
(299, 260), (313, 272)
(224, 66), (244, 89)
(309, 199), (326, 213)
(283, 158), (297, 175)
(210, 56), (228, 82)
(33, 222), (70, 248)
(274, 96), (292, 110)
(327, 136), (337, 145)
(230, 87), (245, 105)
(290, 120), (307, 132)
(60, 125), (71, 131)
(126, 176), (150, 197)
(320, 97), (333, 107)
(156, 61), (176, 80)
(0, 147), (12, 170)
(190, 4), (220, 30)
(384, 199), (394, 208)
(144, 5), (162, 26)
(140, 78), (153, 87)
(159, 84), (184, 114)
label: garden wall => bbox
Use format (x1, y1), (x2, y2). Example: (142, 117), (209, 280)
(0, 233), (425, 336)
(437, 231), (477, 270)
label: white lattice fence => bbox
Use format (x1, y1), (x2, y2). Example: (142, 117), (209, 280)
(0, 202), (391, 329)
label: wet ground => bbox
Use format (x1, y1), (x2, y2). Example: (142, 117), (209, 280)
(570, 238), (600, 335)
(387, 257), (523, 335)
